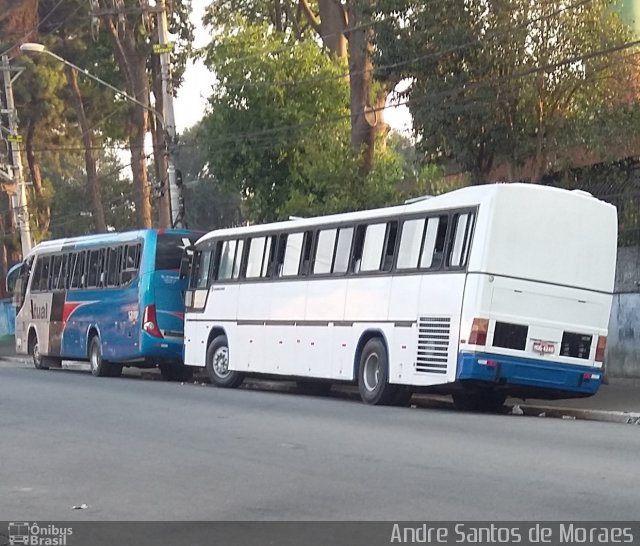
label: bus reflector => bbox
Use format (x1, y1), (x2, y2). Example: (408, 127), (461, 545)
(469, 318), (489, 346)
(595, 336), (607, 362)
(143, 305), (164, 338)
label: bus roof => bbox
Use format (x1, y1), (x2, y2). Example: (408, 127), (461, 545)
(195, 183), (614, 245)
(24, 228), (197, 259)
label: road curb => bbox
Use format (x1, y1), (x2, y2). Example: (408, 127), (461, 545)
(508, 403), (640, 424)
(241, 380), (640, 424)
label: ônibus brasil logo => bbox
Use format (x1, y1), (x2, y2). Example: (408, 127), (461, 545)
(8, 523), (73, 546)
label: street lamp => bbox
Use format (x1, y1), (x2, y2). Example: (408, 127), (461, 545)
(19, 42), (183, 227)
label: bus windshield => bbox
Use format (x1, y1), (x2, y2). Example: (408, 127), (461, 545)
(155, 233), (193, 271)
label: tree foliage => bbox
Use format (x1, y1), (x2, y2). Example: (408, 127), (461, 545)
(200, 19), (403, 222)
(376, 0), (640, 183)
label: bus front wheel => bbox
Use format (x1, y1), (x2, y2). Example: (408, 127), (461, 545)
(89, 336), (122, 378)
(29, 335), (61, 370)
(206, 335), (243, 388)
(357, 338), (398, 405)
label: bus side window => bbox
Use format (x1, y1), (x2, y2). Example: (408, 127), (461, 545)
(397, 218), (426, 269)
(351, 226), (366, 273)
(360, 223), (387, 272)
(217, 240), (237, 281)
(420, 216), (448, 270)
(333, 227), (354, 274)
(261, 236), (276, 278)
(447, 212), (475, 268)
(260, 235), (277, 278)
(87, 250), (101, 288)
(246, 237), (265, 279)
(65, 253), (76, 289)
(299, 231), (314, 276)
(70, 252), (85, 289)
(232, 239), (244, 279)
(51, 255), (63, 290)
(196, 250), (213, 288)
(313, 229), (337, 275)
(282, 232), (304, 277)
(273, 235), (288, 277)
(39, 256), (52, 291)
(381, 221), (398, 271)
(31, 258), (43, 292)
(107, 247), (122, 287)
(121, 244), (140, 285)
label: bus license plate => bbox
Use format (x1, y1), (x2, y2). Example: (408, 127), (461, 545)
(533, 340), (555, 354)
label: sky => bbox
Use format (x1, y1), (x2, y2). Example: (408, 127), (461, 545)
(172, 0), (412, 134)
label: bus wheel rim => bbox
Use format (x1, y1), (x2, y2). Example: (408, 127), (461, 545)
(363, 353), (381, 392)
(90, 344), (99, 372)
(33, 342), (40, 366)
(213, 347), (230, 378)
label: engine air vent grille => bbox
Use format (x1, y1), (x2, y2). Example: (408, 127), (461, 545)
(416, 316), (450, 374)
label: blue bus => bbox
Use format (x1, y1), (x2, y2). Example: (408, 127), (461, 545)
(11, 229), (200, 380)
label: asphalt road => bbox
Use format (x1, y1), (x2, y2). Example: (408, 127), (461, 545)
(1, 359), (639, 521)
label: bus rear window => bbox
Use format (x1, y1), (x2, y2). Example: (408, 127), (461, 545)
(156, 234), (194, 271)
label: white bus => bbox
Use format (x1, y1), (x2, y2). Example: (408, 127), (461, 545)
(183, 183), (617, 409)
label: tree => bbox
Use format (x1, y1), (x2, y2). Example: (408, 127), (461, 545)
(204, 0), (396, 176)
(49, 151), (137, 238)
(174, 123), (243, 230)
(200, 19), (401, 222)
(376, 0), (640, 183)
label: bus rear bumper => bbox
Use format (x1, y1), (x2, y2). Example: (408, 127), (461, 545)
(140, 333), (184, 362)
(456, 351), (602, 397)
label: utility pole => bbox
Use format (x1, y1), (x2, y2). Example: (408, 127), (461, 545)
(155, 0), (184, 228)
(1, 55), (32, 256)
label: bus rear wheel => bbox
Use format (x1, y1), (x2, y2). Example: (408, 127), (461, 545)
(357, 338), (398, 405)
(89, 336), (121, 378)
(206, 335), (243, 388)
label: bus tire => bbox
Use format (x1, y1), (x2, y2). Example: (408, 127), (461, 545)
(206, 335), (243, 388)
(357, 338), (398, 405)
(160, 363), (194, 382)
(452, 391), (507, 412)
(89, 336), (113, 378)
(30, 335), (48, 370)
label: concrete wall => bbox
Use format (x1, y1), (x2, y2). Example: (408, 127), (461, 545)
(606, 246), (640, 379)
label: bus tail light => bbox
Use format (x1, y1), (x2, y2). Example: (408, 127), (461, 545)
(468, 318), (489, 346)
(143, 305), (164, 338)
(595, 335), (607, 362)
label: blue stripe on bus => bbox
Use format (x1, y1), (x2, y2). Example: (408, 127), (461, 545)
(456, 351), (602, 395)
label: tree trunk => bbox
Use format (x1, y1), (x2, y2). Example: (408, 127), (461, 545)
(25, 122), (50, 236)
(300, 0), (391, 176)
(315, 0), (347, 57)
(104, 13), (153, 228)
(64, 65), (108, 233)
(346, 1), (389, 175)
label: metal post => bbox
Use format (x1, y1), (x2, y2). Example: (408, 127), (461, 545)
(156, 0), (183, 228)
(1, 55), (32, 256)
